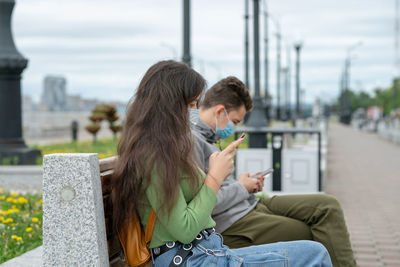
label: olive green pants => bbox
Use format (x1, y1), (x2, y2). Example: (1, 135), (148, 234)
(221, 194), (356, 267)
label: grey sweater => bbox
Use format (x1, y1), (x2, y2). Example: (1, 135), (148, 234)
(192, 119), (259, 233)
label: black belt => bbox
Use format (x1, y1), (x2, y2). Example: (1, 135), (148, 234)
(151, 228), (216, 266)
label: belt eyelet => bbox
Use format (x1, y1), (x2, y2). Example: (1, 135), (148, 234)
(183, 243), (193, 251)
(153, 247), (160, 255)
(196, 234), (203, 240)
(166, 241), (176, 248)
(173, 255), (183, 265)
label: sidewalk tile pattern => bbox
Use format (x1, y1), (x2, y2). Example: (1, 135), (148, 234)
(326, 123), (400, 267)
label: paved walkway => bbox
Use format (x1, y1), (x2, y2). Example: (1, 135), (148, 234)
(326, 123), (400, 267)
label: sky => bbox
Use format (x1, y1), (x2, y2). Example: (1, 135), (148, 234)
(11, 0), (396, 105)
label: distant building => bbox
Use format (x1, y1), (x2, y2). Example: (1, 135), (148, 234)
(22, 95), (37, 111)
(41, 75), (67, 111)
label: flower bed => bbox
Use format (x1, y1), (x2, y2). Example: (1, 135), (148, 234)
(0, 188), (42, 264)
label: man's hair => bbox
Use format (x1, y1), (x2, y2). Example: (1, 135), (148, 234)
(200, 76), (253, 111)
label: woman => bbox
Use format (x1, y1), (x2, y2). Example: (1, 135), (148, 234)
(111, 60), (332, 266)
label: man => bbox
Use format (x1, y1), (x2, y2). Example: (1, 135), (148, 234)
(191, 76), (356, 267)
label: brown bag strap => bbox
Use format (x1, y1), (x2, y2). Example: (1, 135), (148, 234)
(144, 208), (156, 244)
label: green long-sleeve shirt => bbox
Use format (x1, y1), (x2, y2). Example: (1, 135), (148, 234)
(139, 168), (217, 248)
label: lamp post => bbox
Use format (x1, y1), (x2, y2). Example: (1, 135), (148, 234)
(294, 42), (302, 121)
(341, 41), (362, 124)
(182, 0), (191, 66)
(246, 0), (268, 147)
(262, 0), (271, 122)
(0, 0), (41, 164)
(285, 44), (292, 120)
(244, 0), (250, 88)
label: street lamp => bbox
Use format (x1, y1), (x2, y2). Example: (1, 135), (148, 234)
(268, 15), (282, 120)
(244, 0), (250, 88)
(294, 41), (303, 121)
(0, 0), (41, 164)
(262, 0), (271, 122)
(340, 41), (362, 124)
(182, 0), (191, 66)
(246, 0), (268, 147)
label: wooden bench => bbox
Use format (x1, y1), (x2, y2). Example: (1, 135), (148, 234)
(100, 156), (153, 267)
(99, 156), (126, 266)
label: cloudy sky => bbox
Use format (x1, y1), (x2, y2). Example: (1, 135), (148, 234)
(12, 0), (395, 105)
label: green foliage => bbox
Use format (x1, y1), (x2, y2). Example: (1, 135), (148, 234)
(330, 82), (400, 116)
(0, 189), (42, 264)
(0, 156), (20, 166)
(32, 138), (118, 165)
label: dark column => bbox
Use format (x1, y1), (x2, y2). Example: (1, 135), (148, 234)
(0, 0), (41, 165)
(244, 0), (250, 88)
(393, 78), (400, 109)
(246, 0), (268, 148)
(294, 43), (302, 121)
(182, 0), (191, 67)
(263, 1), (270, 123)
(276, 31), (281, 120)
(342, 58), (351, 124)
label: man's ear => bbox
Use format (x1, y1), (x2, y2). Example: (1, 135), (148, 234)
(213, 104), (225, 117)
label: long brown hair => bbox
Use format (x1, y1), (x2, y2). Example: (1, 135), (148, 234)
(111, 60), (206, 231)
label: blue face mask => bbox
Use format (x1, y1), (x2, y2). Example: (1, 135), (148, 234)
(216, 109), (236, 139)
(188, 108), (200, 127)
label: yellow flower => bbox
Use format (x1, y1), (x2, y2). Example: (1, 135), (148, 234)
(11, 223), (15, 226)
(17, 197), (28, 204)
(1, 210), (9, 215)
(11, 235), (23, 242)
(26, 227), (32, 232)
(11, 192), (18, 197)
(32, 217), (39, 223)
(6, 197), (13, 202)
(39, 199), (43, 204)
(0, 195), (5, 200)
(3, 218), (13, 223)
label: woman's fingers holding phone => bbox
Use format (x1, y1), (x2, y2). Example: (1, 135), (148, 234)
(221, 137), (244, 156)
(208, 151), (234, 183)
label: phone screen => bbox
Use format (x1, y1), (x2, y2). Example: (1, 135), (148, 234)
(253, 168), (274, 179)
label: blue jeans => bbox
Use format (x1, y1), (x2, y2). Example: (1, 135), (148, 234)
(154, 233), (332, 266)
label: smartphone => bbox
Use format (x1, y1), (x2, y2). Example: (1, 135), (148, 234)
(253, 168), (274, 179)
(239, 132), (246, 139)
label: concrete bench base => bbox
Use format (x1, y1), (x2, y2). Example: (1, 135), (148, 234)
(0, 246), (42, 267)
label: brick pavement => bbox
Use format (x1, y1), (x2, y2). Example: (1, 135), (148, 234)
(326, 123), (400, 267)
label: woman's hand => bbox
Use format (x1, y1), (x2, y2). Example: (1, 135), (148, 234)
(205, 137), (244, 193)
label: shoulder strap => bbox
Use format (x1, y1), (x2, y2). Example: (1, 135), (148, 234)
(144, 208), (156, 244)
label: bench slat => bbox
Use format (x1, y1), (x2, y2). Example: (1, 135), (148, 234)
(100, 156), (153, 267)
(101, 169), (114, 194)
(99, 156), (118, 172)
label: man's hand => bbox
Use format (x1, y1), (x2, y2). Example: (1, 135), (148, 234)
(237, 173), (264, 193)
